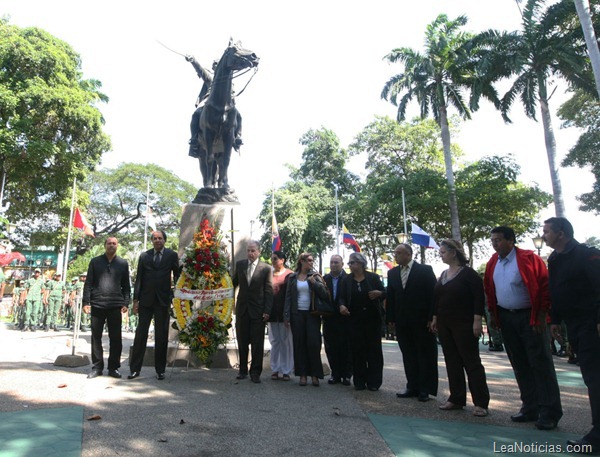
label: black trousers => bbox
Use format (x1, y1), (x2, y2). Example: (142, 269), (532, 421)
(90, 306), (123, 371)
(566, 313), (600, 445)
(323, 315), (352, 380)
(350, 312), (383, 389)
(499, 307), (563, 421)
(396, 321), (438, 395)
(437, 317), (489, 408)
(291, 311), (324, 378)
(236, 313), (266, 376)
(129, 303), (170, 374)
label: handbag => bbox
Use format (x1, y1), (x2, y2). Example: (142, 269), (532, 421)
(309, 273), (334, 317)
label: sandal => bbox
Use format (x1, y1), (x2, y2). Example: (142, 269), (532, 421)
(439, 401), (463, 411)
(473, 406), (488, 417)
(271, 373), (279, 381)
(282, 374), (290, 381)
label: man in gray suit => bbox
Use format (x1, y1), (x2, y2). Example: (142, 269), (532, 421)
(128, 230), (180, 380)
(233, 240), (273, 383)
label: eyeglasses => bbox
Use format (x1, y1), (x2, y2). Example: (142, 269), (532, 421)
(348, 261), (357, 265)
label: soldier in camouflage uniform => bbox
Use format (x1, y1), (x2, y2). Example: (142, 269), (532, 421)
(43, 273), (66, 331)
(20, 268), (45, 332)
(64, 277), (78, 329)
(76, 273), (88, 331)
(11, 280), (23, 328)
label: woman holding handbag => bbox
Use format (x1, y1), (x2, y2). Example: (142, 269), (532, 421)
(339, 252), (386, 391)
(284, 252), (330, 387)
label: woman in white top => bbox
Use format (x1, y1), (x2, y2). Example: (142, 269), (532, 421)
(284, 252), (330, 386)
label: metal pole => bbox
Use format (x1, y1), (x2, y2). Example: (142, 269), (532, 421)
(334, 183), (339, 254)
(143, 178), (150, 252)
(62, 178), (77, 280)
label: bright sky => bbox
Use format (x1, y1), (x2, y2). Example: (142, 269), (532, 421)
(3, 0), (598, 256)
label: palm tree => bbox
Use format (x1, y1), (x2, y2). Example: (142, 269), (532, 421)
(381, 14), (500, 242)
(497, 0), (593, 216)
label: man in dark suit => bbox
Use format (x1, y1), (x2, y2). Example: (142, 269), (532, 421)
(233, 240), (273, 383)
(128, 230), (180, 381)
(323, 254), (352, 386)
(386, 243), (438, 402)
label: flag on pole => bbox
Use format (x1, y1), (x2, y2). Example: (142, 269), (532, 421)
(411, 223), (439, 249)
(342, 224), (361, 252)
(272, 212), (281, 252)
(73, 208), (95, 237)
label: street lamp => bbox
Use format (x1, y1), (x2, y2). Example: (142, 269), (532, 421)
(532, 235), (544, 256)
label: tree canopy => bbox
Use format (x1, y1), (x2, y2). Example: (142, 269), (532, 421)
(0, 19), (111, 224)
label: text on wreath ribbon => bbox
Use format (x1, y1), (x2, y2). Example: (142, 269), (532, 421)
(175, 287), (234, 301)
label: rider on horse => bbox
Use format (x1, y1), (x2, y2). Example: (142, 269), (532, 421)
(186, 55), (242, 159)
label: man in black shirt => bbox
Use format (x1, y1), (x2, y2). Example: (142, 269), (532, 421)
(83, 237), (131, 379)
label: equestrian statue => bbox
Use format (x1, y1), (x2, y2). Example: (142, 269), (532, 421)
(186, 39), (259, 204)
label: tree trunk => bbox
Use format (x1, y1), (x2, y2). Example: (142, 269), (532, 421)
(438, 105), (462, 242)
(538, 81), (566, 217)
(574, 0), (600, 99)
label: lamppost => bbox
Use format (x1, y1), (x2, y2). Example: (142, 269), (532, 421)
(532, 235), (544, 256)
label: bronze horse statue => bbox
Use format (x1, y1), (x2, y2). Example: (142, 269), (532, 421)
(192, 39), (259, 191)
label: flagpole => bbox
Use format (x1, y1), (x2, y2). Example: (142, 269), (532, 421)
(62, 178), (77, 280)
(401, 187), (408, 236)
(143, 177), (150, 251)
(334, 183), (339, 254)
(271, 185), (275, 250)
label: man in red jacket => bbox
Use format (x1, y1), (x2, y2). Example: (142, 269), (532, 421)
(484, 226), (562, 431)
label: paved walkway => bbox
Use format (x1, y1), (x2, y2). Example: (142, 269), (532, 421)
(0, 323), (591, 456)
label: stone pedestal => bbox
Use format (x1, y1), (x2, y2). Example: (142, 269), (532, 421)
(179, 202), (250, 266)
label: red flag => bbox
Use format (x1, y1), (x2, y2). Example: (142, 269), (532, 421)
(73, 208), (95, 237)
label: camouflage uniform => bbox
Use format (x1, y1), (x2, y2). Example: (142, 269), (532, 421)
(22, 271), (45, 331)
(64, 279), (78, 328)
(45, 276), (66, 331)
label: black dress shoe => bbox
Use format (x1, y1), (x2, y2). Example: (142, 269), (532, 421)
(328, 377), (340, 385)
(87, 370), (102, 379)
(108, 369), (122, 379)
(368, 386), (379, 391)
(354, 385), (366, 391)
(127, 372), (140, 379)
(341, 378), (351, 386)
(236, 373), (248, 380)
(510, 412), (537, 422)
(489, 344), (504, 352)
(418, 392), (430, 402)
(157, 373), (165, 381)
(396, 389), (418, 398)
(566, 438), (600, 455)
(535, 417), (557, 430)
(250, 374), (261, 383)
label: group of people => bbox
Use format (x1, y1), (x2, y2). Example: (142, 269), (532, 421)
(233, 217), (599, 455)
(11, 270), (86, 332)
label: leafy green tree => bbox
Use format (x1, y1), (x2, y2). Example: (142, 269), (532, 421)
(482, 0), (593, 216)
(381, 14), (501, 242)
(79, 163), (196, 253)
(558, 89), (600, 213)
(456, 155), (552, 263)
(0, 19), (111, 224)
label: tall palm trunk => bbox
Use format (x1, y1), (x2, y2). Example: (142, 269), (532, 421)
(574, 0), (600, 98)
(438, 105), (462, 241)
(538, 80), (566, 217)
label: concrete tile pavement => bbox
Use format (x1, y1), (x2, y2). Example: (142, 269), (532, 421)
(0, 323), (593, 456)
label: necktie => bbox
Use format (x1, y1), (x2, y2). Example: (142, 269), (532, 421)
(247, 262), (255, 284)
(154, 251), (161, 267)
(401, 265), (409, 289)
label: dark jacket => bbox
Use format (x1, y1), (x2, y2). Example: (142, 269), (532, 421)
(83, 254), (130, 308)
(339, 271), (386, 320)
(283, 271), (330, 321)
(133, 248), (180, 307)
(324, 270), (347, 313)
(547, 239), (600, 324)
(233, 259), (273, 319)
(386, 262), (436, 325)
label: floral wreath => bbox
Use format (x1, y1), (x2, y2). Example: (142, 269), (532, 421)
(173, 217), (234, 366)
